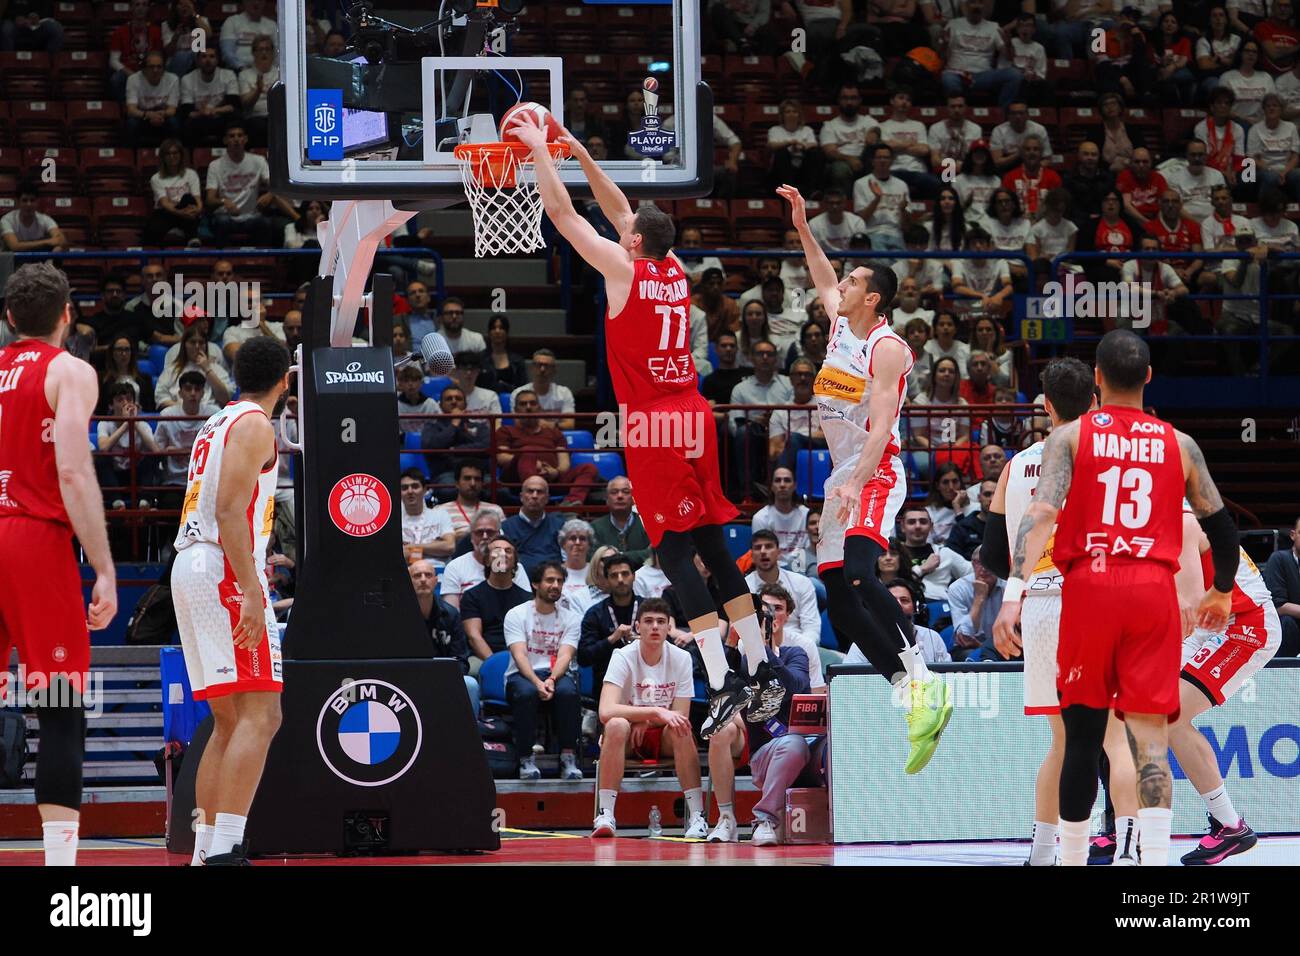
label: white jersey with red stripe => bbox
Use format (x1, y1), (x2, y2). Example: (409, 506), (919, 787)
(813, 313), (913, 473)
(174, 401), (277, 555)
(1181, 501), (1271, 617)
(1003, 440), (1062, 595)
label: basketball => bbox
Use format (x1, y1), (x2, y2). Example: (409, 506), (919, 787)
(643, 76), (659, 94)
(500, 101), (562, 143)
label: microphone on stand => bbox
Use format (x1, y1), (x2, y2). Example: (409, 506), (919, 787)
(391, 333), (456, 376)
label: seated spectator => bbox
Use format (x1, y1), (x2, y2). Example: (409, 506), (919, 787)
(204, 125), (281, 247)
(759, 279), (805, 360)
(460, 535), (532, 664)
(876, 537), (906, 589)
(1262, 516), (1300, 656)
(408, 560), (479, 713)
(578, 552), (640, 691)
(2, 0), (64, 52)
(1148, 190), (1206, 285)
(396, 363), (438, 435)
(451, 351), (503, 416)
(441, 512), (531, 609)
(1092, 6), (1152, 101)
(484, 313), (528, 393)
(1199, 184), (1253, 293)
(390, 321), (412, 369)
(970, 318), (1011, 391)
(438, 297), (486, 356)
(86, 276), (150, 361)
(1094, 92), (1144, 178)
(509, 352), (573, 429)
(1062, 142), (1112, 239)
(692, 267), (740, 341)
(154, 370), (219, 497)
(1222, 39), (1274, 126)
(989, 102), (1051, 174)
(927, 188), (966, 258)
(965, 442), (1007, 511)
(853, 144), (913, 251)
(808, 188), (869, 253)
(780, 227), (812, 290)
(705, 607), (812, 846)
(144, 139), (203, 246)
(1197, 91), (1247, 195)
(495, 395), (599, 506)
(422, 385), (490, 486)
(557, 518), (597, 611)
(902, 316), (932, 399)
(124, 50), (181, 146)
(1003, 12), (1048, 101)
(737, 300), (772, 368)
(948, 551), (1010, 660)
(960, 349), (997, 432)
(1247, 93), (1300, 200)
(767, 98), (824, 194)
(96, 382), (162, 509)
(1198, 5), (1244, 101)
(504, 561), (584, 780)
(984, 384), (1025, 448)
(879, 87), (941, 200)
(768, 358), (823, 474)
(435, 459), (505, 537)
(1, 182), (66, 253)
(1002, 135), (1061, 222)
(752, 467), (811, 567)
(1255, 0), (1300, 74)
(928, 92), (984, 178)
(796, 508), (821, 578)
(155, 322), (231, 409)
(984, 191), (1037, 283)
(108, 0), (161, 100)
(1151, 10), (1197, 105)
(129, 262), (177, 347)
(219, 309), (285, 366)
(562, 85), (606, 145)
(947, 476), (996, 559)
(782, 319), (828, 374)
(896, 501), (973, 599)
(96, 335), (156, 415)
(955, 139), (1000, 231)
(950, 228), (1014, 317)
(220, 0), (278, 70)
(939, 0), (1021, 108)
(634, 549), (672, 598)
(677, 227), (725, 286)
(745, 529), (820, 638)
(819, 85), (881, 197)
(590, 476), (652, 569)
(728, 340), (792, 500)
(238, 35), (278, 147)
(400, 280), (439, 341)
(503, 475), (571, 572)
(842, 578), (949, 663)
(925, 461), (967, 545)
(593, 597), (705, 838)
(758, 581), (825, 690)
(398, 468), (455, 566)
(738, 258), (786, 309)
(1120, 233), (1194, 335)
(161, 0), (212, 75)
(702, 331), (748, 419)
(1032, 188), (1078, 279)
(1093, 189), (1136, 276)
(1117, 147), (1166, 231)
(710, 0), (775, 53)
(179, 47), (237, 147)
(1281, 47), (1300, 118)
(789, 0), (875, 88)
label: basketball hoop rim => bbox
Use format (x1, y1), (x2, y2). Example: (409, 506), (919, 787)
(454, 141), (570, 188)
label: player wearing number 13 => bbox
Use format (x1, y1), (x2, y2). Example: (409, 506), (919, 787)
(169, 336), (291, 866)
(994, 329), (1238, 869)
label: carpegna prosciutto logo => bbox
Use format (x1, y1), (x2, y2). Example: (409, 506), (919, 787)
(327, 473), (392, 537)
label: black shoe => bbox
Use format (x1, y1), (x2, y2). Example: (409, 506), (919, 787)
(1181, 815), (1258, 866)
(1087, 833), (1116, 866)
(745, 661), (787, 723)
(700, 672), (754, 739)
(204, 842), (251, 866)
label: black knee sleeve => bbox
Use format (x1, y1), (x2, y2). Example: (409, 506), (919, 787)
(823, 566), (907, 680)
(691, 524), (749, 605)
(843, 537), (910, 652)
(656, 531), (716, 622)
(1059, 705), (1109, 822)
(33, 702), (86, 811)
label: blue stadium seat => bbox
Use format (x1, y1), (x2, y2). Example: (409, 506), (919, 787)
(420, 375), (452, 401)
(148, 344), (168, 370)
(926, 600), (952, 629)
(479, 651), (511, 708)
(938, 624), (954, 650)
(400, 451), (430, 479)
(579, 665), (594, 698)
(693, 677), (708, 704)
(794, 449), (832, 500)
(810, 575), (826, 612)
(819, 609), (838, 649)
(571, 451), (625, 480)
(403, 431), (421, 450)
(498, 391), (510, 413)
(724, 523), (751, 559)
(137, 358), (157, 378)
(563, 430), (596, 450)
(160, 647), (211, 746)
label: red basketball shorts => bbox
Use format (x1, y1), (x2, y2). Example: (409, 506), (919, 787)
(1057, 561), (1182, 720)
(622, 392), (738, 547)
(0, 517), (91, 696)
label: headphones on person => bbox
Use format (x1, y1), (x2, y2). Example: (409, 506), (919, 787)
(888, 578), (928, 627)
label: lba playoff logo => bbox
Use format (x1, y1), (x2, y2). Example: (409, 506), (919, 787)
(307, 88), (344, 160)
(628, 76), (675, 158)
(327, 472), (392, 537)
(317, 680), (423, 787)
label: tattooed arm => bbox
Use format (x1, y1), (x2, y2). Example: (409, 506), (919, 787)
(1178, 429), (1236, 631)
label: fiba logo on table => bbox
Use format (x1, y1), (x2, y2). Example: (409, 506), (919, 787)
(306, 88), (344, 160)
(317, 679), (423, 787)
(628, 76), (675, 158)
(328, 473), (392, 536)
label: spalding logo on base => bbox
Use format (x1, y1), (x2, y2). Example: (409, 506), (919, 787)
(327, 473), (392, 536)
(316, 679), (423, 787)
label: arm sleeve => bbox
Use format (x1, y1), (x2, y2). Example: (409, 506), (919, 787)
(981, 511), (1011, 579)
(1198, 508), (1240, 593)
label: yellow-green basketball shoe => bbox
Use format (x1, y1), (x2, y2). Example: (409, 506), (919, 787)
(904, 677), (953, 774)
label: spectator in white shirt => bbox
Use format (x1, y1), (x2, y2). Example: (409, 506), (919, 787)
(238, 34), (279, 147)
(1163, 140), (1228, 222)
(440, 514), (532, 608)
(950, 227), (1014, 317)
(180, 47), (238, 147)
(768, 358), (825, 475)
(204, 124), (287, 246)
(751, 467), (812, 567)
(890, 276), (936, 332)
(853, 144), (912, 250)
(808, 189), (869, 251)
(928, 92), (984, 177)
(634, 550), (673, 598)
(219, 0), (278, 70)
(436, 297), (488, 357)
(738, 257), (791, 309)
(767, 97), (825, 194)
(897, 502), (973, 599)
(780, 227), (811, 289)
(125, 52), (181, 146)
(509, 349), (575, 430)
(398, 468), (456, 567)
(819, 84), (882, 196)
(709, 0), (776, 53)
(1221, 39), (1274, 125)
(1247, 93), (1300, 200)
(1030, 187), (1079, 275)
(1002, 13), (1048, 98)
(939, 0), (1022, 110)
(1198, 184), (1253, 291)
(1198, 5), (1244, 101)
(144, 138), (204, 246)
(956, 139), (1001, 227)
(989, 101), (1053, 173)
(0, 182), (65, 253)
(154, 372), (220, 492)
(96, 382), (162, 509)
(1120, 233), (1192, 333)
(893, 224), (947, 297)
(745, 530), (821, 639)
(879, 87), (942, 199)
(1278, 49), (1300, 119)
(863, 580), (950, 663)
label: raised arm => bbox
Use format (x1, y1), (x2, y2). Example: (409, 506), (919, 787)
(559, 130), (636, 234)
(777, 185), (842, 314)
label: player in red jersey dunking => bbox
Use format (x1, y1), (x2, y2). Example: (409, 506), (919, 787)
(0, 263), (117, 865)
(995, 330), (1237, 867)
(512, 116), (782, 736)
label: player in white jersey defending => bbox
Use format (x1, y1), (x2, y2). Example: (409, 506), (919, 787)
(779, 184), (952, 774)
(1172, 505), (1281, 864)
(986, 358), (1140, 865)
(170, 336), (290, 866)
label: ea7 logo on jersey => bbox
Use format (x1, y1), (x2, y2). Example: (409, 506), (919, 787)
(1129, 420), (1167, 434)
(1085, 532), (1157, 558)
(1091, 412), (1113, 428)
(647, 354), (693, 384)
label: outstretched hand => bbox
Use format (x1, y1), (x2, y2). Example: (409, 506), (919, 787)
(505, 113), (548, 152)
(557, 130), (587, 160)
(776, 184), (808, 231)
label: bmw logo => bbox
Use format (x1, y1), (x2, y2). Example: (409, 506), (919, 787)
(1091, 412), (1113, 427)
(316, 679), (423, 787)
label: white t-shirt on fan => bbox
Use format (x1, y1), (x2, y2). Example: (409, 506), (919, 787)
(504, 602), (581, 678)
(602, 642), (695, 707)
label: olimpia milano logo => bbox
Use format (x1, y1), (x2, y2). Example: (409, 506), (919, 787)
(316, 679), (423, 787)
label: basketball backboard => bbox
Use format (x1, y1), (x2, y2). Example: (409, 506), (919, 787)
(270, 0), (711, 202)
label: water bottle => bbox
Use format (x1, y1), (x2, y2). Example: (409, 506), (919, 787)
(648, 806), (662, 838)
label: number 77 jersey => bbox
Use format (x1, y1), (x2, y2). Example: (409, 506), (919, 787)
(1053, 406), (1187, 573)
(606, 257), (698, 405)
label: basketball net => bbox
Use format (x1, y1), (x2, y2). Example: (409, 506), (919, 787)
(455, 142), (569, 257)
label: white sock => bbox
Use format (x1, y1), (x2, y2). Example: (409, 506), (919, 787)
(684, 787), (704, 818)
(1138, 808), (1173, 866)
(1115, 815), (1139, 857)
(191, 823), (214, 866)
(42, 820), (79, 867)
(209, 812), (247, 858)
(897, 627), (931, 683)
(695, 626), (730, 690)
(598, 789), (618, 817)
(1200, 785), (1240, 827)
(1029, 820), (1058, 865)
(1060, 818), (1090, 866)
(730, 614), (766, 676)
(718, 801), (735, 820)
